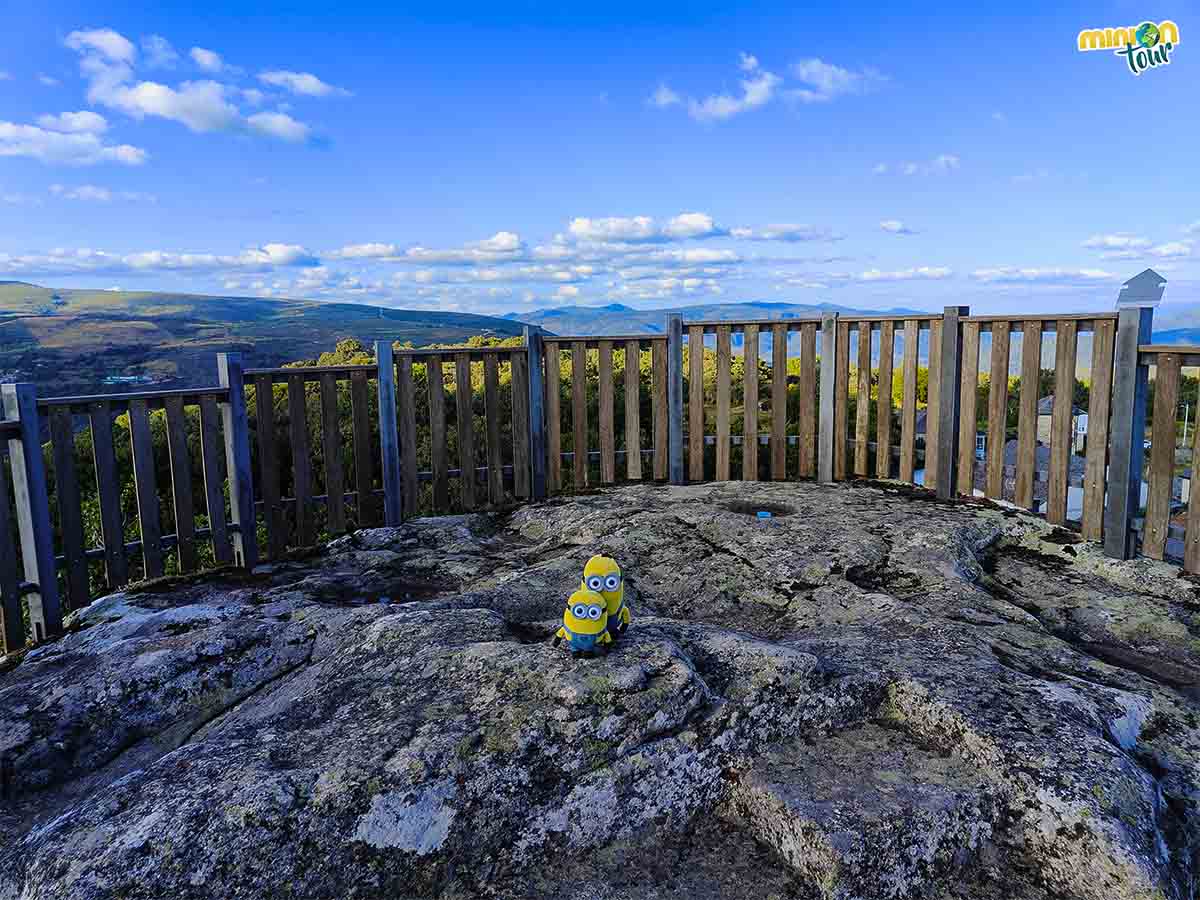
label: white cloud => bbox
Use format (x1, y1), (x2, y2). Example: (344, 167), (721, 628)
(335, 232), (528, 266)
(0, 121), (146, 166)
(648, 84), (681, 108)
(38, 74), (61, 86)
(258, 70), (351, 97)
(141, 35), (178, 68)
(0, 242), (320, 278)
(555, 285), (580, 298)
(333, 242), (399, 259)
(1082, 233), (1151, 250)
(241, 88), (265, 105)
(969, 267), (1116, 284)
(568, 213), (727, 243)
(189, 47), (224, 73)
(688, 70), (782, 122)
(49, 183), (154, 202)
(1147, 241), (1192, 259)
(858, 266), (950, 281)
(50, 183), (111, 201)
(246, 111), (309, 142)
(879, 219), (916, 235)
(36, 110), (108, 134)
(65, 28), (136, 64)
(64, 28), (314, 144)
(875, 154), (960, 176)
(0, 72), (12, 82)
(739, 52), (759, 72)
(787, 58), (886, 103)
(730, 223), (841, 242)
(1184, 221), (1200, 235)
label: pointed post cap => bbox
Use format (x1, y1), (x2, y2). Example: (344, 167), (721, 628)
(1116, 268), (1166, 309)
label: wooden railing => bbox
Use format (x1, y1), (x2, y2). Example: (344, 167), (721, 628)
(2, 299), (1196, 655)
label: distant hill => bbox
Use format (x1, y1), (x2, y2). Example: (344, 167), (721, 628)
(508, 300), (927, 336)
(0, 284), (526, 397)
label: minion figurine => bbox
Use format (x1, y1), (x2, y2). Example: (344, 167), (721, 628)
(581, 555), (630, 639)
(552, 589), (613, 657)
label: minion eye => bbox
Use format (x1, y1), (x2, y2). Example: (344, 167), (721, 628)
(604, 575), (620, 591)
(588, 605), (603, 620)
(572, 604), (588, 618)
(587, 576), (603, 591)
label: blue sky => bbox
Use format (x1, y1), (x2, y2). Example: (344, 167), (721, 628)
(1, 1), (1198, 318)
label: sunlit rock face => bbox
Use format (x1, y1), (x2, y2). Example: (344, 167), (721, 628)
(1, 481), (1198, 900)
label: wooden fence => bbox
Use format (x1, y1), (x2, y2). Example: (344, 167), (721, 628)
(2, 300), (1197, 654)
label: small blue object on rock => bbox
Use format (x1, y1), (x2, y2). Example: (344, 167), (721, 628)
(756, 511), (772, 520)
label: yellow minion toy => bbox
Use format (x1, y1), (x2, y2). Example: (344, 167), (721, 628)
(552, 589), (613, 657)
(581, 555), (630, 639)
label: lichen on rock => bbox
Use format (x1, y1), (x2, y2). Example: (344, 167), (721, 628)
(1, 480), (1198, 899)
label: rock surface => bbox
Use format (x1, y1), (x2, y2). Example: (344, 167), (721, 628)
(1, 480), (1198, 899)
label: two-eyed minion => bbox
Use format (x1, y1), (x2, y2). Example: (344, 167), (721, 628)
(581, 555), (630, 638)
(552, 589), (613, 656)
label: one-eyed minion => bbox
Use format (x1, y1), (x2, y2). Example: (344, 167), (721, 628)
(553, 589), (612, 657)
(581, 555), (630, 638)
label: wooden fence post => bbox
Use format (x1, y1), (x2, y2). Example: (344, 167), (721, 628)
(525, 327), (547, 500)
(2, 383), (63, 640)
(667, 314), (685, 485)
(817, 313), (838, 483)
(217, 354), (259, 570)
(1104, 306), (1155, 558)
(935, 306), (969, 499)
(375, 341), (403, 526)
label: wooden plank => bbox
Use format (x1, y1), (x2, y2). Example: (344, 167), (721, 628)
(254, 377), (285, 558)
(715, 326), (731, 480)
(288, 375), (315, 545)
(484, 353), (504, 504)
(199, 395), (233, 564)
(571, 344), (589, 489)
(653, 340), (668, 480)
(349, 372), (376, 527)
(1103, 309), (1154, 559)
(771, 323), (787, 480)
(1187, 391), (1200, 572)
(925, 320), (943, 491)
(1081, 320), (1115, 540)
(688, 326), (704, 481)
(427, 356), (449, 513)
(1142, 353), (1180, 559)
(163, 396), (198, 573)
(817, 315), (838, 482)
(624, 340), (642, 480)
(50, 407), (89, 607)
(511, 351), (531, 499)
(318, 374), (347, 533)
(742, 324), (759, 480)
(454, 354), (476, 510)
(88, 401), (128, 587)
(935, 307), (968, 499)
(854, 322), (871, 477)
(985, 323), (1011, 500)
(598, 341), (615, 484)
(1047, 320), (1079, 525)
(799, 322), (818, 479)
(956, 322), (981, 494)
(834, 321), (850, 480)
(127, 398), (164, 579)
(899, 321), (919, 482)
(398, 357), (419, 518)
(525, 327), (547, 500)
(375, 342), (402, 526)
(667, 315), (685, 485)
(0, 457), (23, 652)
(216, 354), (258, 570)
(1015, 321), (1042, 510)
(875, 321), (895, 479)
(3, 384), (62, 639)
(545, 341), (562, 491)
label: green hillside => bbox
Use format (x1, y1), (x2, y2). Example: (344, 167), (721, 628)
(0, 283), (527, 398)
